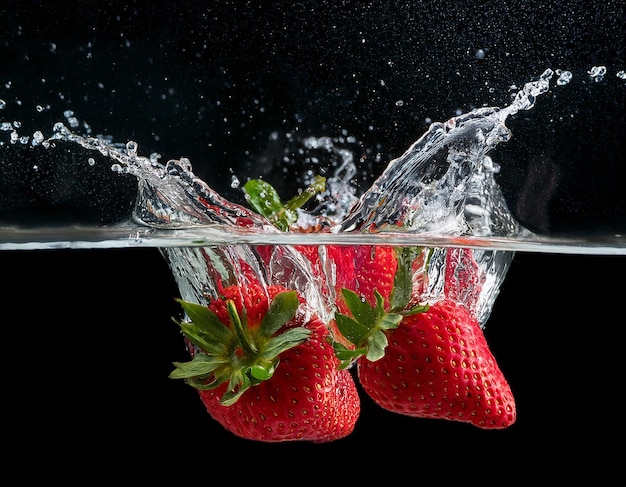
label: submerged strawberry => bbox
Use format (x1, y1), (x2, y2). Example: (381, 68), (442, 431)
(334, 246), (516, 430)
(353, 245), (398, 308)
(170, 282), (360, 443)
(356, 298), (516, 429)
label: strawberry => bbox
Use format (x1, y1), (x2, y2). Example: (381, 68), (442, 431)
(353, 245), (398, 308)
(333, 245), (516, 430)
(356, 298), (516, 429)
(170, 281), (360, 443)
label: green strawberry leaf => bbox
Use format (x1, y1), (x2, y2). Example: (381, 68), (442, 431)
(372, 292), (403, 330)
(335, 312), (370, 344)
(365, 329), (389, 362)
(341, 288), (377, 326)
(175, 299), (233, 344)
(173, 299), (234, 356)
(262, 327), (312, 358)
(401, 303), (430, 316)
(333, 342), (366, 370)
(377, 310), (403, 330)
(221, 369), (251, 406)
(335, 289), (412, 365)
(259, 290), (299, 337)
(390, 246), (423, 311)
(186, 373), (228, 391)
(242, 176), (326, 231)
(243, 179), (294, 230)
(169, 353), (224, 379)
(227, 299), (257, 355)
(176, 320), (230, 356)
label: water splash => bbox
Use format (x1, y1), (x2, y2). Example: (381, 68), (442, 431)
(6, 68), (612, 325)
(34, 69), (563, 325)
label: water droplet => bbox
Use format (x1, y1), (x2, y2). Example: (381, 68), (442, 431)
(31, 131), (44, 146)
(556, 70), (572, 85)
(126, 140), (138, 157)
(588, 65), (606, 82)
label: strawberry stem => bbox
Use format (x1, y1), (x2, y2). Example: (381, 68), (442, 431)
(283, 175), (326, 213)
(227, 299), (257, 355)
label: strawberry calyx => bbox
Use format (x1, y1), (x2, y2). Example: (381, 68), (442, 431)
(333, 289), (428, 369)
(333, 246), (430, 369)
(170, 290), (311, 406)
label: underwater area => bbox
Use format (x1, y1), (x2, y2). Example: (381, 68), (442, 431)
(1, 1), (625, 484)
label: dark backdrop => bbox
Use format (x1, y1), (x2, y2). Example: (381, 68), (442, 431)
(1, 1), (625, 484)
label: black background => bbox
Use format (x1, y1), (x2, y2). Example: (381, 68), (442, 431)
(1, 1), (625, 485)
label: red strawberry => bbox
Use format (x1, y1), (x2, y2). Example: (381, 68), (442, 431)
(293, 244), (401, 349)
(170, 281), (360, 443)
(356, 298), (516, 429)
(353, 245), (398, 308)
(332, 245), (428, 368)
(301, 244), (398, 310)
